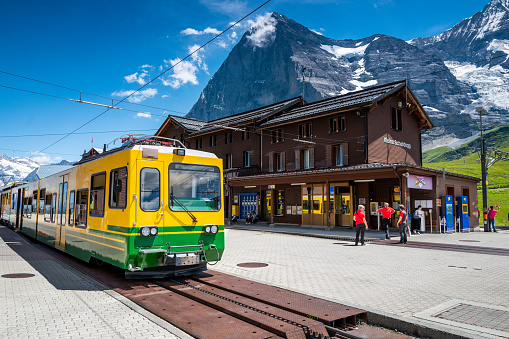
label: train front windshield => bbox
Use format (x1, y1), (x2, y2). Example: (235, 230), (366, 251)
(169, 163), (221, 211)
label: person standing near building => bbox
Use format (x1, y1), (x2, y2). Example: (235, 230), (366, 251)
(488, 205), (500, 232)
(397, 205), (409, 244)
(377, 202), (395, 240)
(354, 205), (368, 246)
(412, 205), (424, 234)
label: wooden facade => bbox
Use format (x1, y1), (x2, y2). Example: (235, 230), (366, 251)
(156, 81), (479, 231)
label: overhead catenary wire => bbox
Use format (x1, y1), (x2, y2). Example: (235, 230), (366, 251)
(33, 0), (272, 156)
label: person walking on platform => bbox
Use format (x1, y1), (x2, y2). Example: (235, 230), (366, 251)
(397, 205), (409, 244)
(354, 205), (368, 246)
(488, 205), (500, 232)
(412, 205), (424, 234)
(377, 202), (395, 239)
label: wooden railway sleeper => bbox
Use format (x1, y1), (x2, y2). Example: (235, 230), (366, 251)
(165, 278), (337, 339)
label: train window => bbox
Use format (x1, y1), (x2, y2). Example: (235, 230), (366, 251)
(169, 163), (221, 212)
(109, 167), (127, 209)
(68, 190), (75, 226)
(140, 168), (160, 211)
(44, 194), (52, 222)
(39, 189), (46, 215)
(51, 193), (57, 223)
(23, 197), (31, 219)
(75, 189), (88, 228)
(32, 191), (38, 217)
(59, 182), (67, 225)
(90, 172), (106, 217)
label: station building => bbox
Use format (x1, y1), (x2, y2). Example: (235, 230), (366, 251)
(156, 81), (480, 231)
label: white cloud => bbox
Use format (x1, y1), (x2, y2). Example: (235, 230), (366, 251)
(181, 27), (221, 36)
(137, 112), (152, 118)
(246, 13), (277, 48)
(200, 0), (249, 16)
(141, 64), (154, 69)
(124, 72), (148, 85)
(30, 152), (62, 164)
(161, 58), (199, 89)
(111, 88), (158, 103)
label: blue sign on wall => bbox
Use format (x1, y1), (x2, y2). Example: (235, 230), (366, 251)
(238, 193), (258, 219)
(456, 196), (469, 231)
(441, 195), (454, 232)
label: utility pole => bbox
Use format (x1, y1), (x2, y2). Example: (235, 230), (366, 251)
(476, 107), (489, 232)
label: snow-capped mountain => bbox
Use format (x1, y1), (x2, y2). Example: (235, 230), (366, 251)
(409, 0), (509, 141)
(0, 154), (40, 187)
(187, 3), (509, 149)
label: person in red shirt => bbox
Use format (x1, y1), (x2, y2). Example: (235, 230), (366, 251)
(397, 205), (409, 244)
(488, 205), (500, 232)
(354, 205), (368, 246)
(377, 202), (395, 240)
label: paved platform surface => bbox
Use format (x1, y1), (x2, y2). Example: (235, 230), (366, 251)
(0, 226), (191, 339)
(219, 223), (509, 338)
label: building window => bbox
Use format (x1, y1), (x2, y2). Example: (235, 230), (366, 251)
(301, 149), (310, 169)
(210, 135), (217, 147)
(226, 153), (233, 169)
(68, 190), (75, 226)
(90, 172), (106, 217)
(299, 123), (312, 138)
(140, 168), (160, 212)
(75, 189), (88, 228)
(241, 129), (250, 140)
(225, 132), (233, 144)
(243, 151), (250, 167)
(271, 128), (283, 143)
(195, 138), (203, 149)
(391, 107), (402, 131)
(109, 167), (127, 209)
(273, 152), (284, 172)
(330, 116), (346, 133)
(333, 144), (343, 166)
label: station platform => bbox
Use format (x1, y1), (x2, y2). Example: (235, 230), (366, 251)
(0, 225), (191, 339)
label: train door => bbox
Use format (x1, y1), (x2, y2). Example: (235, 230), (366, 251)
(55, 174), (69, 249)
(136, 160), (165, 229)
(15, 188), (22, 229)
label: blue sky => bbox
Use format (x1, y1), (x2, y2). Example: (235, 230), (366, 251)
(0, 0), (490, 163)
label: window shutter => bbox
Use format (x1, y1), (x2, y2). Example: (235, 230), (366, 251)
(309, 148), (315, 169)
(397, 109), (402, 131)
(342, 143), (349, 166)
(326, 145), (332, 167)
(281, 151), (286, 171)
(268, 151), (273, 172)
(295, 150), (300, 170)
(391, 108), (397, 130)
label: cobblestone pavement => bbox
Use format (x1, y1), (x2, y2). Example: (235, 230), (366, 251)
(215, 227), (509, 338)
(0, 226), (191, 339)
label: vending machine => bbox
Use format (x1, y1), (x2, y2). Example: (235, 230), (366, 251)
(441, 195), (454, 233)
(456, 196), (469, 231)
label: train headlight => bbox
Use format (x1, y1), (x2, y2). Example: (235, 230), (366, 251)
(204, 224), (218, 234)
(140, 226), (158, 237)
(140, 227), (151, 237)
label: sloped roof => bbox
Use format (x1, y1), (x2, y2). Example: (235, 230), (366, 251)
(189, 97), (304, 136)
(24, 165), (73, 182)
(156, 115), (208, 136)
(261, 81), (407, 127)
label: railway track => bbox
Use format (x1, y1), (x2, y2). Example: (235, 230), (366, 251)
(25, 238), (413, 339)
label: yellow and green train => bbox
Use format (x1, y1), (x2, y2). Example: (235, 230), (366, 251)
(0, 135), (224, 278)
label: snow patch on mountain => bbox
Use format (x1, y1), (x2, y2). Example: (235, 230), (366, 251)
(445, 60), (509, 117)
(487, 39), (509, 55)
(0, 155), (40, 187)
(320, 44), (369, 58)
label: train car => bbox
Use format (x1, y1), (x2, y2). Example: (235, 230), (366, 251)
(0, 182), (25, 227)
(10, 135), (224, 278)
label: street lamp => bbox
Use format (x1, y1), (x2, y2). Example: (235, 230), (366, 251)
(476, 107), (489, 232)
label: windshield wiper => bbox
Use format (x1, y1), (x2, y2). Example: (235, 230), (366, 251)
(170, 187), (198, 223)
